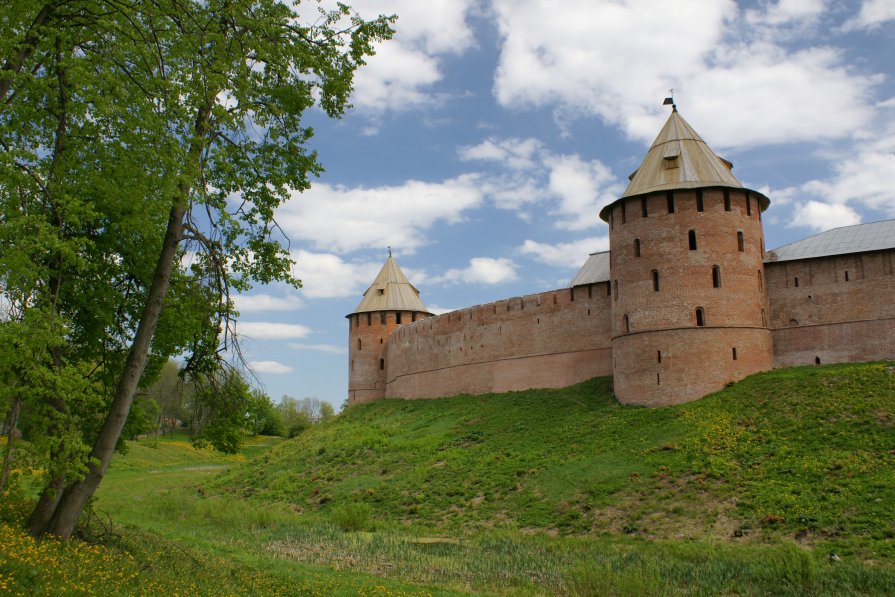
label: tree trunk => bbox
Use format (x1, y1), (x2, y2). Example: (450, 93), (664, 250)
(28, 472), (65, 535)
(0, 396), (22, 490)
(36, 102), (214, 539)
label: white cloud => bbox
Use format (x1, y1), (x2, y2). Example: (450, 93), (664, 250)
(802, 151), (895, 216)
(545, 154), (624, 230)
(425, 304), (454, 315)
(459, 136), (624, 229)
(788, 201), (861, 231)
(490, 0), (879, 148)
(843, 0), (895, 30)
(745, 0), (827, 26)
(279, 176), (483, 253)
(288, 343), (347, 355)
(249, 360), (295, 374)
(234, 293), (303, 313)
(430, 257), (518, 285)
(236, 322), (312, 340)
(338, 0), (477, 113)
(518, 237), (609, 269)
(290, 250), (382, 299)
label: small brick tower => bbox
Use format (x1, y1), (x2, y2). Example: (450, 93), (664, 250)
(600, 105), (774, 406)
(347, 252), (432, 405)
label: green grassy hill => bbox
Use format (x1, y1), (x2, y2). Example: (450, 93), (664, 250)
(216, 362), (895, 560)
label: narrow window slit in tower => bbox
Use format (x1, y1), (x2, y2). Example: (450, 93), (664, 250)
(713, 266), (721, 288)
(379, 358), (384, 370)
(357, 338), (362, 350)
(732, 347), (737, 360)
(380, 312), (386, 325)
(367, 313), (372, 325)
(794, 277), (799, 287)
(553, 294), (557, 305)
(689, 230), (697, 250)
(624, 314), (630, 334)
(570, 288), (575, 301)
(696, 190), (704, 212)
(667, 191), (675, 213)
(696, 307), (705, 327)
(657, 373), (661, 386)
(634, 238), (641, 257)
(588, 285), (593, 298)
(746, 193), (752, 216)
(587, 309), (591, 316)
(396, 312), (402, 324)
(641, 196), (648, 217)
(652, 270), (660, 292)
(844, 271), (849, 282)
(657, 350), (662, 363)
(737, 231), (744, 252)
(724, 189), (731, 211)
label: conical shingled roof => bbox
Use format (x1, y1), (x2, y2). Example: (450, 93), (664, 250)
(350, 256), (431, 316)
(600, 109), (768, 221)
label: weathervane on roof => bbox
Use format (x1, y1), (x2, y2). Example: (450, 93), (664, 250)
(388, 246), (392, 257)
(663, 89), (677, 112)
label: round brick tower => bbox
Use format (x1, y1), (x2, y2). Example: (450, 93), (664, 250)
(600, 107), (773, 406)
(347, 253), (432, 405)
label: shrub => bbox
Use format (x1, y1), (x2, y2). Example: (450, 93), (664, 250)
(331, 502), (373, 532)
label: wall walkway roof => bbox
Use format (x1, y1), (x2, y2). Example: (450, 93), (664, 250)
(350, 255), (431, 316)
(765, 219), (895, 263)
(570, 251), (611, 286)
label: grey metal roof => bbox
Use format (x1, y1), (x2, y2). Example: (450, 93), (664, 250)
(600, 109), (768, 221)
(765, 219), (895, 263)
(350, 256), (431, 315)
(570, 251), (611, 286)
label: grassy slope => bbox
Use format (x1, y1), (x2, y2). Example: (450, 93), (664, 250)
(215, 362), (895, 560)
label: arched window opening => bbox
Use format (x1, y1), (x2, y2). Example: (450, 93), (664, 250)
(844, 270), (849, 282)
(737, 231), (745, 252)
(732, 347), (738, 360)
(657, 350), (662, 363)
(794, 277), (799, 287)
(634, 238), (641, 257)
(357, 338), (362, 350)
(695, 307), (705, 327)
(666, 191), (675, 213)
(379, 358), (384, 371)
(641, 196), (648, 217)
(724, 189), (731, 211)
(696, 190), (704, 212)
(652, 270), (660, 292)
(712, 266), (721, 288)
(624, 314), (630, 334)
(746, 193), (752, 215)
(688, 230), (697, 250)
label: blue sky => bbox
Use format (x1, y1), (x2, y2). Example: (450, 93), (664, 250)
(232, 0), (895, 408)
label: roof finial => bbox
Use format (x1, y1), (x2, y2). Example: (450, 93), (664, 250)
(388, 246), (392, 258)
(663, 89), (677, 112)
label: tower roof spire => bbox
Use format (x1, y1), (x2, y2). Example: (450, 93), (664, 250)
(600, 108), (768, 221)
(349, 254), (431, 316)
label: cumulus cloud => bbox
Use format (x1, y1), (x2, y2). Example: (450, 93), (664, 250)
(288, 343), (347, 355)
(290, 250), (382, 299)
(745, 0), (827, 26)
(518, 236), (610, 269)
(490, 0), (879, 148)
(842, 0), (895, 31)
(430, 257), (518, 285)
(236, 322), (312, 340)
(278, 176), (483, 253)
(788, 201), (861, 231)
(233, 293), (303, 313)
(249, 360), (295, 374)
(331, 0), (477, 113)
(459, 137), (623, 229)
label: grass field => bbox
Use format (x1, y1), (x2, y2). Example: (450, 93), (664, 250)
(2, 361), (894, 595)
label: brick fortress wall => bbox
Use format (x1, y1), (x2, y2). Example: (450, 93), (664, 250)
(766, 249), (895, 367)
(382, 283), (613, 399)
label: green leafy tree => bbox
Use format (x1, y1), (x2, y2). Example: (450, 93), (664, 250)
(0, 0), (393, 538)
(247, 391), (286, 437)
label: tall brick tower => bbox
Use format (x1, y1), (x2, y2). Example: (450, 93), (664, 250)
(347, 253), (432, 405)
(600, 105), (774, 406)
